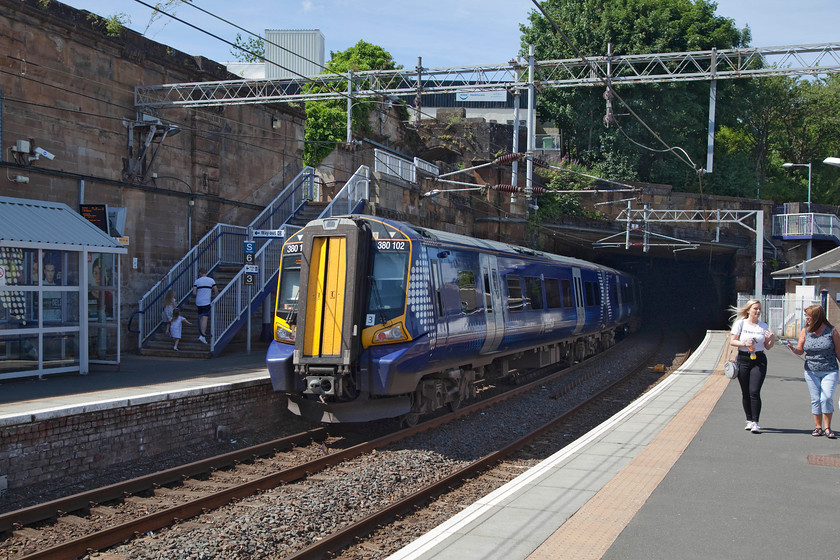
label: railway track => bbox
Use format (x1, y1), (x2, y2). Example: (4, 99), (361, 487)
(0, 329), (687, 560)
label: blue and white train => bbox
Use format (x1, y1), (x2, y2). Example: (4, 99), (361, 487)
(267, 216), (641, 424)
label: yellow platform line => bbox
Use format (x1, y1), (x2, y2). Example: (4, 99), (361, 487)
(527, 354), (730, 560)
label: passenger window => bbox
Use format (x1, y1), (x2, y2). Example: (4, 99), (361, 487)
(561, 279), (573, 308)
(524, 276), (543, 310)
(584, 281), (595, 307)
(458, 270), (477, 313)
(483, 273), (493, 312)
(506, 276), (524, 311)
(545, 278), (563, 309)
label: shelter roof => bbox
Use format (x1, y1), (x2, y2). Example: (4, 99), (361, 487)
(0, 196), (125, 251)
(771, 246), (840, 278)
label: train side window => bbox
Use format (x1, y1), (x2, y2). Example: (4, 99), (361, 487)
(506, 275), (524, 311)
(458, 270), (478, 313)
(524, 276), (543, 310)
(584, 281), (595, 307)
(430, 260), (443, 316)
(545, 278), (562, 309)
(483, 273), (493, 312)
(561, 279), (573, 308)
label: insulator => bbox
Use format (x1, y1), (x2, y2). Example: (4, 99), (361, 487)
(494, 153), (523, 164)
(493, 184), (519, 193)
(532, 157), (550, 168)
(530, 186), (548, 195)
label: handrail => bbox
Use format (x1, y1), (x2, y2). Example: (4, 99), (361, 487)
(136, 167), (315, 348)
(207, 165), (371, 354)
(772, 213), (840, 245)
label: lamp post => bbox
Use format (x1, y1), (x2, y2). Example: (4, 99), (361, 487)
(782, 162), (812, 212)
(825, 157), (840, 168)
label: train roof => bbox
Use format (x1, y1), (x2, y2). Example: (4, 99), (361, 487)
(349, 215), (628, 276)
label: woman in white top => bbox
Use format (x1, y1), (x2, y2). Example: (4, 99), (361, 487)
(730, 299), (776, 433)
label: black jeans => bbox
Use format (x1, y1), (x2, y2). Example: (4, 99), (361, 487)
(737, 351), (767, 423)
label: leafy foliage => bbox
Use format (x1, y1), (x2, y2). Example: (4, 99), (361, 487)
(520, 0), (749, 190)
(230, 33), (265, 63)
(303, 41), (401, 167)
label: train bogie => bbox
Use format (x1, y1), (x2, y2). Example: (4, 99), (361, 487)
(267, 216), (640, 423)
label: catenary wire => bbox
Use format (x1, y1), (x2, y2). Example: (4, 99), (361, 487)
(528, 0), (700, 173)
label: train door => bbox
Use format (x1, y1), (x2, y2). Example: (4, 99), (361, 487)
(427, 248), (448, 355)
(572, 267), (585, 334)
(600, 270), (611, 327)
(479, 253), (504, 354)
(303, 236), (347, 358)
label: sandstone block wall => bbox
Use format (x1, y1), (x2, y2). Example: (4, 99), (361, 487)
(0, 380), (285, 497)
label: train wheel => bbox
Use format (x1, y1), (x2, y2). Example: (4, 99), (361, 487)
(401, 412), (421, 428)
(448, 397), (462, 412)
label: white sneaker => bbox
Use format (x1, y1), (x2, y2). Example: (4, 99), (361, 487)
(173, 346), (179, 351)
(751, 423), (761, 434)
(745, 421), (754, 431)
(198, 335), (207, 344)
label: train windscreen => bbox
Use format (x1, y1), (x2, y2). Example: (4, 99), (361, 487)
(277, 251), (301, 315)
(365, 240), (409, 325)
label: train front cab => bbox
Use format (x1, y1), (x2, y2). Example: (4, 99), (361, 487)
(269, 217), (423, 422)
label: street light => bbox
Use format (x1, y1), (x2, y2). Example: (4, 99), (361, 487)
(782, 162), (812, 211)
(825, 157), (840, 167)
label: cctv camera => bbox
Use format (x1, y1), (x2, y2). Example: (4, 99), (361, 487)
(33, 147), (55, 160)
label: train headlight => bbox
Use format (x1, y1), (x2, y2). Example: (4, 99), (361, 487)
(373, 324), (406, 344)
(275, 318), (296, 344)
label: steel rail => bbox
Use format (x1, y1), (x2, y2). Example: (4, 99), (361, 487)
(285, 333), (667, 560)
(11, 337), (634, 559)
(0, 428), (327, 534)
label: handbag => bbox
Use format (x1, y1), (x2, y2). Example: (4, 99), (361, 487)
(724, 332), (737, 379)
(724, 359), (737, 379)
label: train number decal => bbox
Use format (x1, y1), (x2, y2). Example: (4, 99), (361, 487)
(376, 240), (407, 251)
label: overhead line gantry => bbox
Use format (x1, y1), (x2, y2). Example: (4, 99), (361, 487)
(135, 43), (840, 108)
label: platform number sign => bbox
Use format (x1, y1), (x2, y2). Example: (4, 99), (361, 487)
(243, 241), (255, 264)
(243, 241), (257, 285)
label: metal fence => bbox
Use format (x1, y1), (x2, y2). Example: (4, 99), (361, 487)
(135, 167), (316, 347)
(207, 165), (370, 352)
(772, 213), (840, 244)
(736, 293), (820, 339)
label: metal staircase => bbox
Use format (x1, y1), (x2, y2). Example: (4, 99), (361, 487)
(131, 165), (370, 357)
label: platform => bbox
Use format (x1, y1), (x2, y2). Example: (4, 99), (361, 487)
(387, 330), (839, 560)
(0, 347), (271, 423)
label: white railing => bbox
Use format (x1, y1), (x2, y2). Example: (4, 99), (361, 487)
(414, 157), (439, 177)
(772, 213), (840, 243)
(135, 167), (316, 347)
(207, 165), (370, 353)
(736, 293), (820, 339)
(374, 148), (415, 183)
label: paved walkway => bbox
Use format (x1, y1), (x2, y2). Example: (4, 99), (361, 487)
(388, 331), (839, 560)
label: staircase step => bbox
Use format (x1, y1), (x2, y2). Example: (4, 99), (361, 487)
(139, 347), (211, 359)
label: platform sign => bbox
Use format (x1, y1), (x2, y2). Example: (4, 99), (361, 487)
(245, 273), (255, 285)
(244, 265), (259, 274)
(80, 204), (110, 235)
(243, 241), (255, 264)
(253, 228), (285, 238)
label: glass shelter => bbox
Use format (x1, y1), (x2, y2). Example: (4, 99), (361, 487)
(0, 196), (126, 380)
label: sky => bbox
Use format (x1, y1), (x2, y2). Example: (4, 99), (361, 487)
(58, 0), (840, 70)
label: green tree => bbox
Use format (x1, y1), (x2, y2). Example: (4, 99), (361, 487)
(304, 41), (401, 167)
(230, 33), (265, 63)
(520, 0), (750, 190)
